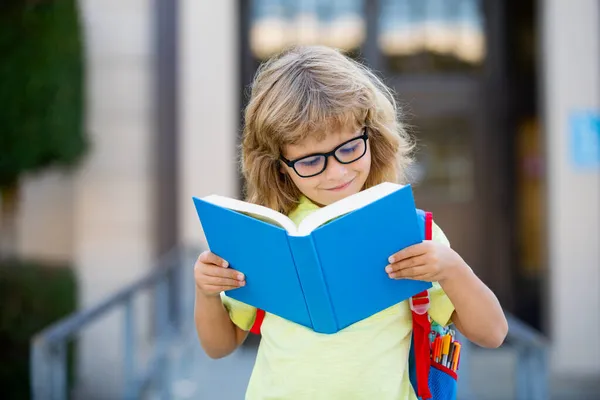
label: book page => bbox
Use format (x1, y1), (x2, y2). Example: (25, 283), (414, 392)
(297, 182), (403, 235)
(201, 195), (298, 234)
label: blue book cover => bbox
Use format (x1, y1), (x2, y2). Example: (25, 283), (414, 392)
(193, 182), (432, 334)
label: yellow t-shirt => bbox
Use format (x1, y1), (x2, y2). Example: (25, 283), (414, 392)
(221, 195), (455, 400)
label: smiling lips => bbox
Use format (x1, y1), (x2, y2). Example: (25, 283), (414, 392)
(326, 179), (354, 191)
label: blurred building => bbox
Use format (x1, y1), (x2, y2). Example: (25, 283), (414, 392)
(9, 0), (598, 396)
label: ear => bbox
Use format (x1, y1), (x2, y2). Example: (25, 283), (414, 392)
(279, 161), (288, 175)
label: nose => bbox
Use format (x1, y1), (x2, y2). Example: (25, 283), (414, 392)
(324, 157), (348, 180)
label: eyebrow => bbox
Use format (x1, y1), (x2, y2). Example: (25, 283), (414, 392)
(289, 128), (365, 160)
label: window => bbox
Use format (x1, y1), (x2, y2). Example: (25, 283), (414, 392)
(250, 0), (366, 59)
(378, 0), (486, 73)
(408, 117), (475, 203)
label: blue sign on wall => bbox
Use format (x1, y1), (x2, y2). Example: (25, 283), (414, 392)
(570, 111), (600, 169)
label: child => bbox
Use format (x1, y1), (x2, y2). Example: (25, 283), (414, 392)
(193, 45), (507, 399)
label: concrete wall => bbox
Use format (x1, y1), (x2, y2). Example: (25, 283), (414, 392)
(178, 0), (240, 248)
(542, 0), (600, 376)
(17, 170), (75, 263)
(73, 0), (156, 397)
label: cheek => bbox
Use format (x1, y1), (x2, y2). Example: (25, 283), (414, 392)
(288, 172), (320, 192)
(354, 151), (372, 173)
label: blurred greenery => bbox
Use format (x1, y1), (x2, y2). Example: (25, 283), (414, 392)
(0, 1), (83, 395)
(0, 0), (87, 189)
(0, 260), (77, 399)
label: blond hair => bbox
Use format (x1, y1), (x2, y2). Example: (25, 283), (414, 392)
(241, 45), (414, 215)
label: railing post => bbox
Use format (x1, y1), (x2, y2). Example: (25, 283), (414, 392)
(168, 250), (183, 333)
(155, 276), (170, 399)
(185, 249), (198, 329)
(123, 296), (136, 399)
(31, 340), (67, 400)
(31, 340), (52, 400)
(52, 342), (67, 400)
(531, 347), (549, 400)
(174, 251), (186, 333)
(515, 344), (550, 400)
(515, 344), (530, 400)
(455, 331), (475, 400)
(506, 314), (550, 399)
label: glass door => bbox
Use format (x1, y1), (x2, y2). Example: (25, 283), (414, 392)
(366, 0), (489, 280)
(240, 0), (511, 303)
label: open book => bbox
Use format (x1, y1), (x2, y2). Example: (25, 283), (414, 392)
(193, 182), (431, 334)
(200, 182), (408, 236)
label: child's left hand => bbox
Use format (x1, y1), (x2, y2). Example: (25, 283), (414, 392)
(385, 241), (463, 283)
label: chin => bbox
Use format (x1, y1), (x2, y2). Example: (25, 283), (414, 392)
(320, 182), (362, 204)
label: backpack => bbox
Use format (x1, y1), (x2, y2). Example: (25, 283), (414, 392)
(249, 210), (459, 400)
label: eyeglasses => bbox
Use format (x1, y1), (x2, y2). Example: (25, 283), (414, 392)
(280, 128), (369, 178)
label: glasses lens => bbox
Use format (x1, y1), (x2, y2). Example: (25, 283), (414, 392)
(294, 155), (326, 177)
(335, 137), (366, 163)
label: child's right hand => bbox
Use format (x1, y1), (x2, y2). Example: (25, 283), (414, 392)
(194, 251), (245, 297)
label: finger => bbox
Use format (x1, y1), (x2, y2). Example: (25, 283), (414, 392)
(198, 250), (229, 268)
(385, 254), (428, 273)
(389, 265), (430, 279)
(203, 284), (243, 294)
(388, 242), (430, 263)
(205, 275), (245, 288)
(201, 264), (245, 282)
(396, 273), (433, 282)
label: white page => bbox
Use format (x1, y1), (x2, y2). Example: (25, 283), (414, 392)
(201, 195), (298, 234)
(297, 182), (403, 235)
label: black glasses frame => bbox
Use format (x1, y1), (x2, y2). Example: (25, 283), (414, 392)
(280, 128), (369, 178)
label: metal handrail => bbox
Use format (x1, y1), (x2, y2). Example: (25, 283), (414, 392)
(30, 247), (194, 400)
(506, 313), (550, 400)
(30, 244), (550, 400)
(506, 314), (548, 348)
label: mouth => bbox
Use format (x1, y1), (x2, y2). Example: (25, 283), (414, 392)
(325, 179), (354, 191)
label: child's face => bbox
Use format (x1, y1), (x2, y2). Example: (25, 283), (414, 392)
(281, 126), (372, 207)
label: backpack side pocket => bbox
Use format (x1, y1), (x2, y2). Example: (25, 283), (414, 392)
(427, 360), (458, 400)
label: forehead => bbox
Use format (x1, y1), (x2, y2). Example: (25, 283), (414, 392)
(283, 124), (363, 158)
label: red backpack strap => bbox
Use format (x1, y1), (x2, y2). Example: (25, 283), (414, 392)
(410, 211), (433, 399)
(250, 308), (265, 334)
